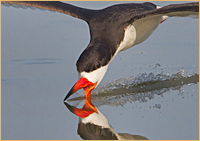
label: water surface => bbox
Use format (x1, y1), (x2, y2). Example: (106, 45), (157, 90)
(1, 1), (199, 140)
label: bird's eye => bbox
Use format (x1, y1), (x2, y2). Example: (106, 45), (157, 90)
(96, 62), (101, 68)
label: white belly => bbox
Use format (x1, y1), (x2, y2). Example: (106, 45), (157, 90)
(118, 15), (165, 52)
(117, 24), (137, 52)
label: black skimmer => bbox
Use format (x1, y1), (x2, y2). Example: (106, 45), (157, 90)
(64, 97), (148, 140)
(2, 1), (199, 101)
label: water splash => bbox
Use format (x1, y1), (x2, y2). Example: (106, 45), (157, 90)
(89, 69), (199, 107)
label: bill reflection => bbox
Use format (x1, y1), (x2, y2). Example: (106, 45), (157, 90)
(64, 97), (148, 140)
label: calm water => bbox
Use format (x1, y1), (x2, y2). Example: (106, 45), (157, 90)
(1, 1), (199, 140)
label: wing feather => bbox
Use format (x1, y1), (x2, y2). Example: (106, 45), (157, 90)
(128, 2), (199, 23)
(1, 1), (95, 22)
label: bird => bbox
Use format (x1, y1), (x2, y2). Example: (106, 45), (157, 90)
(2, 1), (199, 101)
(64, 97), (148, 140)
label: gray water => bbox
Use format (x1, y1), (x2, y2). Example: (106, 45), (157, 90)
(1, 1), (199, 140)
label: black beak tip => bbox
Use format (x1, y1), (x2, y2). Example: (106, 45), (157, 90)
(63, 86), (75, 101)
(63, 97), (67, 102)
(63, 101), (76, 114)
(63, 94), (70, 101)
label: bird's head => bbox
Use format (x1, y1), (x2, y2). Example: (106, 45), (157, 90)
(64, 43), (112, 101)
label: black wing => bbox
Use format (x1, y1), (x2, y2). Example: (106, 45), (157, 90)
(129, 2), (199, 23)
(1, 1), (96, 22)
(2, 1), (198, 23)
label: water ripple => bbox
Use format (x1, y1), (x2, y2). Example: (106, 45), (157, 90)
(10, 58), (65, 65)
(70, 69), (199, 107)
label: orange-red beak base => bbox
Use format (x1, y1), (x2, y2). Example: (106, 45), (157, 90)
(64, 97), (98, 118)
(63, 77), (97, 101)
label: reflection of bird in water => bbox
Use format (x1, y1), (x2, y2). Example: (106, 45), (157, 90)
(2, 1), (199, 100)
(64, 97), (148, 140)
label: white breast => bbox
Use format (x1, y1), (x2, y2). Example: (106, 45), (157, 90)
(81, 108), (110, 128)
(117, 25), (137, 52)
(117, 15), (168, 52)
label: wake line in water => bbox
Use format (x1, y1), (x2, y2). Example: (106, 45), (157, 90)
(89, 70), (199, 107)
(93, 70), (198, 95)
(68, 69), (198, 107)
